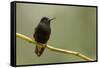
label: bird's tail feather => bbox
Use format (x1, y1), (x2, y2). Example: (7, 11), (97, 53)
(35, 44), (46, 57)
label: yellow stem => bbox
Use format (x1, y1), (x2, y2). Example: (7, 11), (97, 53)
(16, 33), (94, 61)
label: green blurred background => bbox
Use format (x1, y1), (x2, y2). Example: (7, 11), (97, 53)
(16, 3), (96, 65)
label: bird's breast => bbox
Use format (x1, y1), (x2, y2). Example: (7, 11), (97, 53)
(34, 23), (51, 43)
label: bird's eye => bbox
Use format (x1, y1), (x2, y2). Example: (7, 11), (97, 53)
(43, 19), (47, 22)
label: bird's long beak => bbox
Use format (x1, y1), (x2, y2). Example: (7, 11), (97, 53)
(50, 17), (56, 21)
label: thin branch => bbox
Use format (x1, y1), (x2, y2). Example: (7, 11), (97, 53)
(16, 33), (94, 61)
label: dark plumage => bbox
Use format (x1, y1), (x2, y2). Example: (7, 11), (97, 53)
(33, 17), (55, 57)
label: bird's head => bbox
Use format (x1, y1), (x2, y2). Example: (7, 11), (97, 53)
(40, 17), (56, 24)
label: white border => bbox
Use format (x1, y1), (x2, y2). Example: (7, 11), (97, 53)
(0, 0), (99, 68)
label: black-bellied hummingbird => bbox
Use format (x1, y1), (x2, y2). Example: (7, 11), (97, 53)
(33, 17), (56, 57)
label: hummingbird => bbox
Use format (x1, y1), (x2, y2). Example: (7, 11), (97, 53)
(33, 17), (56, 57)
